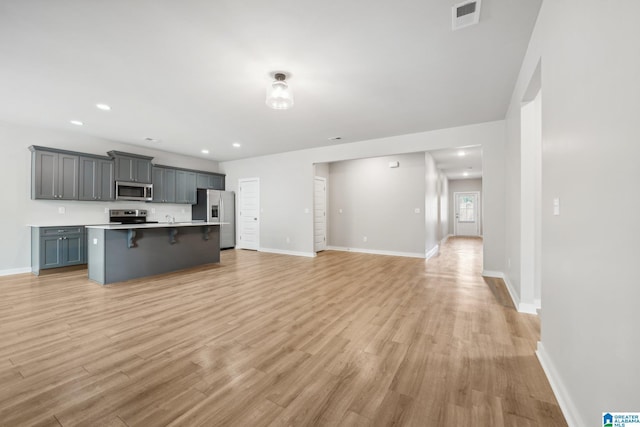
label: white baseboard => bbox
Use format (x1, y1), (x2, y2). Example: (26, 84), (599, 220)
(425, 244), (439, 260)
(481, 270), (538, 315)
(441, 234), (453, 245)
(0, 267), (32, 277)
(327, 246), (425, 259)
(536, 342), (584, 427)
(258, 247), (316, 258)
(535, 298), (542, 309)
(481, 270), (503, 278)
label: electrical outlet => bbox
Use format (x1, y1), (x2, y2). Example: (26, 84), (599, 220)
(181, 208), (186, 214)
(508, 258), (511, 268)
(151, 208), (156, 214)
(304, 208), (310, 214)
(363, 236), (367, 243)
(104, 208), (109, 214)
(58, 207), (65, 214)
(414, 208), (421, 214)
(93, 238), (98, 245)
(286, 237), (290, 244)
(339, 209), (343, 214)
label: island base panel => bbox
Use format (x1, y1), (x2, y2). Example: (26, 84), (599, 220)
(88, 226), (220, 285)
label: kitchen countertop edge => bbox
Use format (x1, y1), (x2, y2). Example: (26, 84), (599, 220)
(85, 222), (227, 230)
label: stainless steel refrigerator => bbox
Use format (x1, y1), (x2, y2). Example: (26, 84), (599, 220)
(192, 189), (235, 249)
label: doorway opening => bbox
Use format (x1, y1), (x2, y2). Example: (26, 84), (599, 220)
(520, 59), (542, 310)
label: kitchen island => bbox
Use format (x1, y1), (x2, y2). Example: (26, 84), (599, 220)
(86, 222), (224, 285)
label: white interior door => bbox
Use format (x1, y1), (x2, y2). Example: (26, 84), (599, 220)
(314, 177), (327, 252)
(238, 178), (260, 250)
(454, 192), (480, 236)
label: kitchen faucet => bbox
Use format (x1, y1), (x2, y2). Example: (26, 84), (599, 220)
(165, 214), (175, 224)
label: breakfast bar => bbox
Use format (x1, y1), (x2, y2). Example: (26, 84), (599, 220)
(86, 222), (224, 285)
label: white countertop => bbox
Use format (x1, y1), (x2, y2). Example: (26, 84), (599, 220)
(29, 223), (113, 227)
(85, 221), (227, 230)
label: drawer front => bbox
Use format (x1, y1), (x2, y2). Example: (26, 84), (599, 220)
(40, 226), (84, 236)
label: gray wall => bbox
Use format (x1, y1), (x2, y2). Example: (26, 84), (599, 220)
(423, 152), (440, 255)
(448, 178), (482, 236)
(220, 120), (506, 269)
(314, 163), (329, 179)
(437, 171), (449, 242)
(504, 1), (640, 424)
(0, 120), (219, 275)
(327, 153), (426, 256)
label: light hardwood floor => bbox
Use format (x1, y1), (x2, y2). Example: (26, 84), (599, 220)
(0, 237), (566, 426)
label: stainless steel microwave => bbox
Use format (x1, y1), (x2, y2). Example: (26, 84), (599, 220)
(115, 181), (153, 201)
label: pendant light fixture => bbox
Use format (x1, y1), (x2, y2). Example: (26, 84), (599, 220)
(266, 72), (294, 110)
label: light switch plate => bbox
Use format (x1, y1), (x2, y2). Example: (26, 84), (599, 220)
(553, 198), (560, 216)
(414, 208), (421, 214)
(58, 207), (65, 214)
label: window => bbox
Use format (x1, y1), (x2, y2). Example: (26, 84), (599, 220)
(458, 195), (475, 222)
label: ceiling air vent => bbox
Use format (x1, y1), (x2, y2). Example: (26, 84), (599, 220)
(452, 0), (481, 31)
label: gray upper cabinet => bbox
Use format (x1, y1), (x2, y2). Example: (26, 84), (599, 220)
(79, 156), (114, 201)
(30, 147), (79, 200)
(196, 172), (225, 190)
(176, 170), (197, 204)
(134, 158), (152, 183)
(152, 166), (176, 203)
(29, 146), (223, 204)
(211, 174), (224, 190)
(108, 151), (153, 183)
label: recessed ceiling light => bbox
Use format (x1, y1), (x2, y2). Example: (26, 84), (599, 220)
(457, 150), (466, 156)
(328, 136), (342, 141)
(144, 137), (160, 143)
(70, 120), (84, 126)
(96, 103), (111, 111)
(232, 143), (241, 148)
(201, 149), (209, 154)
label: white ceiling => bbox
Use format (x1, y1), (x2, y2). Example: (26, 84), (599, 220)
(0, 0), (541, 162)
(430, 145), (483, 180)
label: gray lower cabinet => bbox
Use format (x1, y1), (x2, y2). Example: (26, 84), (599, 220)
(31, 226), (86, 275)
(176, 170), (197, 204)
(31, 149), (79, 200)
(79, 156), (114, 201)
(152, 166), (176, 203)
(196, 172), (225, 190)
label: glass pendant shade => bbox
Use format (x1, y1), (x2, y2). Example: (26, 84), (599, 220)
(266, 73), (294, 110)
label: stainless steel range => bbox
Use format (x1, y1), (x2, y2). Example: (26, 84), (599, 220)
(109, 209), (158, 224)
